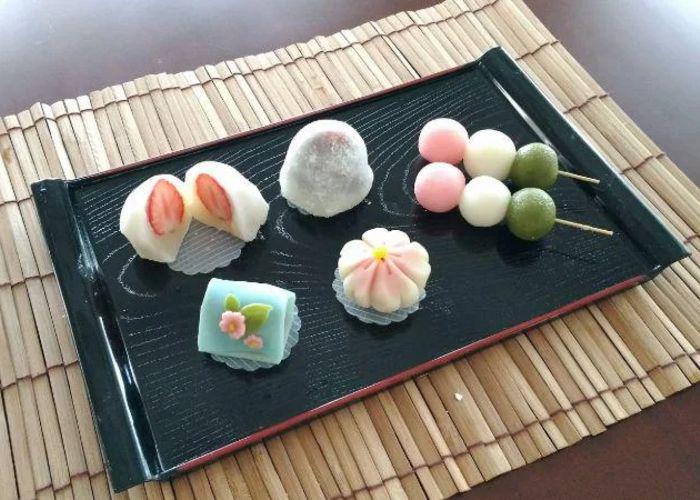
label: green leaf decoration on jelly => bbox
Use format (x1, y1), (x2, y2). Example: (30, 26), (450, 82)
(224, 294), (240, 312)
(240, 303), (272, 333)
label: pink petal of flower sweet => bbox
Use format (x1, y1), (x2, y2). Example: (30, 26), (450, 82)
(342, 259), (377, 308)
(386, 258), (420, 308)
(368, 261), (402, 313)
(390, 241), (429, 262)
(382, 229), (410, 247)
(339, 239), (372, 257)
(389, 243), (431, 289)
(361, 227), (411, 249)
(361, 227), (391, 248)
(339, 255), (373, 278)
(338, 241), (374, 278)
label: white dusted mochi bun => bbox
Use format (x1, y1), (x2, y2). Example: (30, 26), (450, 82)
(280, 119), (374, 217)
(185, 161), (269, 242)
(119, 174), (191, 263)
(338, 228), (431, 313)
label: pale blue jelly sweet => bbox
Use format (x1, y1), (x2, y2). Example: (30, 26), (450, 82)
(198, 279), (296, 365)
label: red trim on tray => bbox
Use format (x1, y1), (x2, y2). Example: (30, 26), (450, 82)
(177, 274), (646, 472)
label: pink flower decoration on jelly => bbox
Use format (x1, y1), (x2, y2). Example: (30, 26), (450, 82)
(244, 335), (264, 350)
(219, 311), (246, 339)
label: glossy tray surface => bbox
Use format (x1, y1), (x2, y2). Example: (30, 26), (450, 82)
(32, 48), (687, 490)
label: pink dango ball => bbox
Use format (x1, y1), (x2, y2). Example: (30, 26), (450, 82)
(418, 118), (469, 164)
(414, 162), (467, 213)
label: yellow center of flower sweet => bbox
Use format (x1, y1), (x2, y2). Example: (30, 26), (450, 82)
(228, 323), (238, 333)
(372, 245), (389, 261)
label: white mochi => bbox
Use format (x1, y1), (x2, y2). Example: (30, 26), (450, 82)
(119, 174), (191, 263)
(463, 129), (516, 181)
(459, 176), (511, 227)
(280, 120), (374, 217)
(185, 161), (269, 242)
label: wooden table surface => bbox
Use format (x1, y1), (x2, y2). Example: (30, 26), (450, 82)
(1, 0), (699, 497)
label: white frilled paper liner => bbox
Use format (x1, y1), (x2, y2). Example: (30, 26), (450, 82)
(168, 220), (246, 275)
(332, 269), (426, 325)
(211, 306), (301, 372)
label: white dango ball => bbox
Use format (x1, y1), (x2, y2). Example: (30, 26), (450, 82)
(459, 176), (511, 227)
(280, 119), (374, 217)
(463, 129), (516, 181)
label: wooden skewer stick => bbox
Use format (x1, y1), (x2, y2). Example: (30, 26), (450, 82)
(555, 218), (614, 236)
(558, 170), (601, 184)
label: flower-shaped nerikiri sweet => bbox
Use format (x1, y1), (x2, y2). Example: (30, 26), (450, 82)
(338, 228), (431, 313)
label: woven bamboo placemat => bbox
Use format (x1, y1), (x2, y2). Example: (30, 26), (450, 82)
(1, 0), (699, 498)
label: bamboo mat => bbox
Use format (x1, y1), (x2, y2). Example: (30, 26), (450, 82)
(1, 0), (700, 498)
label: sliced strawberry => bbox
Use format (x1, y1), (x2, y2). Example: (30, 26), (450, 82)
(196, 173), (232, 221)
(147, 179), (185, 235)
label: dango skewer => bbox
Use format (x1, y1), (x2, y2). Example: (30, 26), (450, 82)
(506, 187), (612, 241)
(510, 142), (600, 189)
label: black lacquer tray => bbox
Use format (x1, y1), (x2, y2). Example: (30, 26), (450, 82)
(32, 48), (687, 491)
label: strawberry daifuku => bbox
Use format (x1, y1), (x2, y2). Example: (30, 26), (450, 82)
(185, 161), (269, 242)
(119, 174), (192, 263)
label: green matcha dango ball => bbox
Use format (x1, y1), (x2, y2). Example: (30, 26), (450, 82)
(510, 143), (559, 189)
(506, 188), (556, 241)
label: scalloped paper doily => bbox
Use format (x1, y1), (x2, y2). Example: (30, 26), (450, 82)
(332, 269), (425, 325)
(168, 220), (245, 275)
